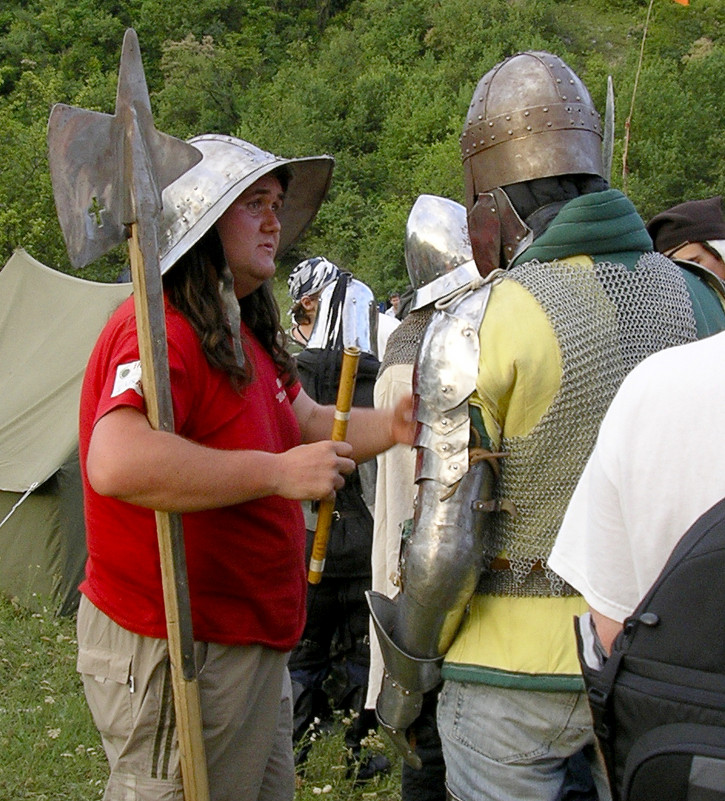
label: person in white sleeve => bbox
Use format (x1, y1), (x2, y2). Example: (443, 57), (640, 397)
(549, 329), (725, 654)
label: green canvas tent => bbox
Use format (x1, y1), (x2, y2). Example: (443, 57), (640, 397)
(0, 248), (131, 614)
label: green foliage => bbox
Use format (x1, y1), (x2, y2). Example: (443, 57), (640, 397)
(0, 595), (106, 800)
(1, 0), (724, 289)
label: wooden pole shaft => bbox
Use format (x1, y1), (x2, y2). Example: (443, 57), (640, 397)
(308, 346), (361, 584)
(128, 225), (210, 801)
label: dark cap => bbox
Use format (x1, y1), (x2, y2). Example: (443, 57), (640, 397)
(646, 196), (725, 254)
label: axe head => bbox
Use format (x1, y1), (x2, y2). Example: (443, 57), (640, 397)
(47, 29), (201, 270)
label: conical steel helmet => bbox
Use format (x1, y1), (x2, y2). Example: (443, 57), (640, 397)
(158, 134), (334, 273)
(460, 51), (604, 210)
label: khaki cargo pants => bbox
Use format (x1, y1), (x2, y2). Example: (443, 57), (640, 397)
(77, 595), (295, 801)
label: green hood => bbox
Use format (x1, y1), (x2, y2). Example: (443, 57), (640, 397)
(513, 189), (652, 269)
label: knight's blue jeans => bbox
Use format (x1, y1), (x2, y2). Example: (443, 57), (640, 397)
(437, 680), (611, 801)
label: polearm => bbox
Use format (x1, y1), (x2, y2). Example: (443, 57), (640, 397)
(603, 75), (615, 184)
(47, 29), (209, 801)
(308, 345), (361, 584)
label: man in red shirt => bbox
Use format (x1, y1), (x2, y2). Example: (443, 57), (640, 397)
(77, 135), (414, 801)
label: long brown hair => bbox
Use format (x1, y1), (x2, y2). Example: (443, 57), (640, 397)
(164, 227), (297, 389)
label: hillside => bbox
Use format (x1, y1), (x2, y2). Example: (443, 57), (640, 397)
(1, 0), (723, 293)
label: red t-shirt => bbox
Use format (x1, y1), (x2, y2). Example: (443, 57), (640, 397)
(79, 295), (306, 650)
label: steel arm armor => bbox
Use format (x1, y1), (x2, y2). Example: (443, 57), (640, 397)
(368, 281), (498, 767)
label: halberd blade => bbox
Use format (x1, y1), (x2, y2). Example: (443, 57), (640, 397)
(47, 29), (201, 270)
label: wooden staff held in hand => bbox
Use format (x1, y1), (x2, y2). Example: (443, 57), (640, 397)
(308, 345), (360, 584)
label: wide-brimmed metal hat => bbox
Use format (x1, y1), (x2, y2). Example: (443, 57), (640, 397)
(158, 134), (334, 273)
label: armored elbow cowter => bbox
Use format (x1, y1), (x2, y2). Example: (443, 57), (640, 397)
(367, 280), (498, 768)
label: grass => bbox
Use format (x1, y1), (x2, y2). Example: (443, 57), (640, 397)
(0, 593), (403, 799)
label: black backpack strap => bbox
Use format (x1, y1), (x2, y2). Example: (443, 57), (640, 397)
(575, 615), (626, 799)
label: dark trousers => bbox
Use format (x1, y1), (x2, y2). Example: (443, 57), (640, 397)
(402, 687), (446, 801)
(289, 574), (374, 752)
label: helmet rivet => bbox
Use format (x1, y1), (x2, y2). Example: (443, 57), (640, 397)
(524, 110), (530, 116)
(576, 95), (581, 101)
(491, 135), (496, 140)
(556, 78), (561, 83)
(478, 114), (483, 120)
(508, 130), (513, 135)
(516, 235), (521, 241)
(570, 79), (575, 84)
(543, 107), (549, 112)
(488, 121), (494, 127)
(547, 122), (552, 127)
(505, 115), (511, 121)
(526, 125), (532, 131)
(562, 95), (567, 100)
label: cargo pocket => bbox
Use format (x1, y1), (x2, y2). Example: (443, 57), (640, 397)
(77, 645), (134, 742)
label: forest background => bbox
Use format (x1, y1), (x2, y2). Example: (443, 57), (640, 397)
(1, 0), (724, 297)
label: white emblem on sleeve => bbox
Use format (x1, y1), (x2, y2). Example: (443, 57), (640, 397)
(111, 360), (143, 398)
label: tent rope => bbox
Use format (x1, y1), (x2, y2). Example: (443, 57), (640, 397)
(0, 482), (39, 529)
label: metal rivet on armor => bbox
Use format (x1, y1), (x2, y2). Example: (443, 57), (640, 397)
(478, 114), (483, 120)
(505, 115), (511, 121)
(543, 107), (549, 112)
(556, 78), (561, 83)
(441, 418), (450, 428)
(570, 79), (575, 84)
(576, 95), (581, 101)
(516, 234), (521, 241)
(526, 125), (532, 131)
(488, 121), (494, 127)
(524, 110), (530, 116)
(547, 122), (552, 127)
(508, 130), (513, 135)
(442, 385), (451, 394)
(491, 135), (496, 140)
(561, 95), (567, 101)
(490, 207), (496, 213)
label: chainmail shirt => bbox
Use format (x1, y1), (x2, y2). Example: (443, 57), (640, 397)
(378, 307), (434, 376)
(477, 252), (698, 597)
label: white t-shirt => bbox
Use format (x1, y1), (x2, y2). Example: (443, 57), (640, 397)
(376, 311), (400, 359)
(549, 330), (725, 622)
